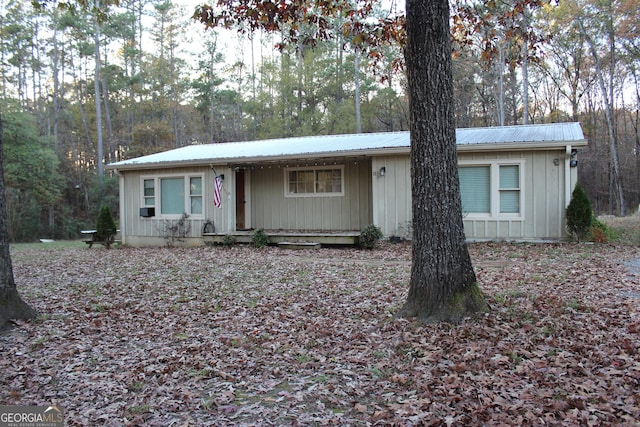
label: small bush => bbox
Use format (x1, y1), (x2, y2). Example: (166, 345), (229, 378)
(566, 183), (592, 242)
(222, 235), (237, 247)
(588, 216), (615, 243)
(96, 205), (117, 241)
(159, 213), (190, 247)
(360, 224), (383, 249)
(251, 228), (269, 248)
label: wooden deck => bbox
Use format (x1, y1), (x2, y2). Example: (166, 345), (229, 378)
(203, 230), (360, 246)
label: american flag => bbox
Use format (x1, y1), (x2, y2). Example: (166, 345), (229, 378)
(214, 175), (223, 208)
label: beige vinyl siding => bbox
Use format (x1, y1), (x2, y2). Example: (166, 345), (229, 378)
(118, 166), (231, 246)
(250, 160), (372, 230)
(458, 150), (568, 240)
(116, 145), (577, 246)
(371, 156), (412, 238)
(372, 149), (573, 240)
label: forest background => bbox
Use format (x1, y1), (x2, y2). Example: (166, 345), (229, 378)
(0, 0), (638, 242)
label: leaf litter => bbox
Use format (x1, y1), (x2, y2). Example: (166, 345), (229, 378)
(1, 241), (639, 426)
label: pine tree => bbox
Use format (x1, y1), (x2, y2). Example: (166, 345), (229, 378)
(96, 205), (117, 247)
(566, 183), (592, 242)
(0, 114), (37, 330)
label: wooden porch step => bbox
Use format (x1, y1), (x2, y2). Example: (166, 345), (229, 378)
(203, 231), (360, 246)
(277, 241), (321, 250)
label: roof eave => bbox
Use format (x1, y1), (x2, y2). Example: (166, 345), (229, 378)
(106, 139), (588, 171)
(456, 139), (588, 152)
(106, 159), (215, 171)
(106, 147), (412, 171)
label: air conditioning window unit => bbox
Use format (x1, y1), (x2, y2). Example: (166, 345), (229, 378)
(140, 207), (155, 217)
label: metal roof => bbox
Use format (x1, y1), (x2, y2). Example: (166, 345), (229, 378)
(108, 122), (586, 170)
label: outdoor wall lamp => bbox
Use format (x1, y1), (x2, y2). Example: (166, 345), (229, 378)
(219, 174), (225, 181)
(570, 149), (578, 167)
(379, 167), (386, 176)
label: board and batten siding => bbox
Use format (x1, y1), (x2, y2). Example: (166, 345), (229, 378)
(249, 160), (372, 231)
(118, 166), (232, 246)
(372, 148), (576, 240)
(371, 155), (412, 238)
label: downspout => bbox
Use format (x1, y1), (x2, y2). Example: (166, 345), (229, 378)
(370, 159), (382, 234)
(559, 145), (573, 239)
(564, 145), (572, 208)
(116, 170), (126, 246)
(244, 167), (251, 230)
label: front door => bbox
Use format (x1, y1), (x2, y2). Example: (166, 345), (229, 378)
(235, 169), (246, 230)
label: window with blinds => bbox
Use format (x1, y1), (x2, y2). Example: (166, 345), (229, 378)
(459, 166), (491, 214)
(458, 162), (522, 218)
(143, 174), (205, 218)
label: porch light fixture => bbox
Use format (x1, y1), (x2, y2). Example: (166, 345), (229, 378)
(379, 167), (386, 176)
(570, 149), (578, 167)
(219, 174), (225, 181)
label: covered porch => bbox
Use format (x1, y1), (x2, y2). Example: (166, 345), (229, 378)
(203, 229), (361, 246)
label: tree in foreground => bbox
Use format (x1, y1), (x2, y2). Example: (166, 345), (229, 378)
(0, 114), (38, 330)
(398, 0), (488, 321)
(195, 0), (489, 322)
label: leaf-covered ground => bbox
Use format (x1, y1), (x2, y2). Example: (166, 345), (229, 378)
(2, 240), (639, 426)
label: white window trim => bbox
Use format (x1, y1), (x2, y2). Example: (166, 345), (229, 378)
(142, 177), (156, 208)
(284, 165), (345, 198)
(140, 174), (206, 219)
(458, 160), (525, 220)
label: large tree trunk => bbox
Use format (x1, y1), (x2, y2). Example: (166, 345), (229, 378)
(399, 0), (488, 323)
(0, 115), (37, 330)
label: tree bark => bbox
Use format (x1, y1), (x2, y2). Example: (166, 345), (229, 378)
(496, 45), (505, 126)
(521, 10), (530, 125)
(51, 10), (61, 153)
(94, 9), (104, 185)
(354, 48), (361, 133)
(0, 114), (37, 331)
(399, 0), (489, 323)
(577, 11), (625, 215)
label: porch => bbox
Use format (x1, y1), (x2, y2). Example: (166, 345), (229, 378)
(203, 230), (361, 246)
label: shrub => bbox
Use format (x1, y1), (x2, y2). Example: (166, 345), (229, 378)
(222, 235), (237, 247)
(360, 224), (383, 249)
(588, 216), (615, 243)
(251, 228), (269, 248)
(96, 205), (117, 241)
(159, 212), (190, 247)
(566, 183), (592, 242)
